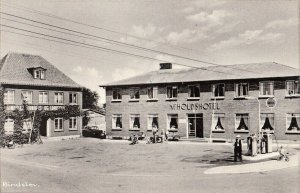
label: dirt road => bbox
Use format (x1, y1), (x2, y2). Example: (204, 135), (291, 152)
(1, 138), (299, 193)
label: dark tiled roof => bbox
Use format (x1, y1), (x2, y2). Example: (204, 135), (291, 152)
(0, 52), (82, 88)
(101, 62), (299, 86)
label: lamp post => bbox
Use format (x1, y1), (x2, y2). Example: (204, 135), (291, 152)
(246, 96), (261, 154)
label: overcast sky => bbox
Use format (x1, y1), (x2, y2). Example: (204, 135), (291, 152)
(1, 0), (299, 105)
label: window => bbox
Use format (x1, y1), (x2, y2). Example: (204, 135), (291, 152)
(39, 92), (48, 104)
(286, 81), (300, 96)
(112, 114), (122, 129)
(286, 113), (300, 132)
(21, 91), (33, 104)
(167, 86), (178, 99)
(54, 118), (63, 131)
(40, 70), (45, 79)
(69, 117), (77, 130)
(34, 70), (40, 79)
(4, 118), (14, 133)
(148, 114), (158, 130)
(23, 119), (32, 132)
(235, 114), (249, 131)
(235, 83), (249, 97)
(69, 93), (77, 104)
(112, 88), (122, 100)
(260, 113), (274, 132)
(55, 92), (64, 104)
(168, 114), (178, 130)
(147, 87), (158, 99)
(34, 69), (45, 79)
(212, 113), (225, 131)
(4, 90), (14, 104)
(188, 85), (200, 98)
(130, 114), (140, 130)
(259, 82), (274, 96)
(212, 83), (225, 98)
(129, 88), (140, 100)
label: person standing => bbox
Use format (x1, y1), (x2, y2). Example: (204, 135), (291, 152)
(152, 124), (158, 143)
(234, 135), (243, 162)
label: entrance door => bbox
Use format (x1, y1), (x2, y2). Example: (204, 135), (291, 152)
(39, 118), (47, 136)
(188, 114), (203, 138)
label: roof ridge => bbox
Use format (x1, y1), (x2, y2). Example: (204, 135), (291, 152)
(7, 51), (42, 57)
(102, 70), (157, 85)
(227, 62), (298, 69)
(100, 62), (299, 87)
(270, 62), (299, 70)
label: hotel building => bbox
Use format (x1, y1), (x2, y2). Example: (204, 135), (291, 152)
(101, 62), (300, 141)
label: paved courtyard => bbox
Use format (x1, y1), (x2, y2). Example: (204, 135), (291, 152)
(1, 138), (299, 193)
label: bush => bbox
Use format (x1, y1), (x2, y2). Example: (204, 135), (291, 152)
(0, 133), (30, 148)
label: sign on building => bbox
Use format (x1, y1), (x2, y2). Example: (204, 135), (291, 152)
(266, 97), (277, 109)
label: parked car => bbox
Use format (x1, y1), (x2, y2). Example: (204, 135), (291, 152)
(82, 125), (106, 139)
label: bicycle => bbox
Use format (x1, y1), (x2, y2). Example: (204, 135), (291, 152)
(277, 146), (289, 162)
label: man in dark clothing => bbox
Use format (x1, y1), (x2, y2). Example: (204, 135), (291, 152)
(234, 135), (243, 162)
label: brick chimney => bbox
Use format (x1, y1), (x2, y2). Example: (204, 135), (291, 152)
(160, 63), (172, 70)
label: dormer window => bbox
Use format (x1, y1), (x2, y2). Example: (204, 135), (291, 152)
(29, 67), (46, 79)
(34, 69), (45, 79)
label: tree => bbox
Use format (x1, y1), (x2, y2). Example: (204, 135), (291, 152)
(82, 87), (99, 109)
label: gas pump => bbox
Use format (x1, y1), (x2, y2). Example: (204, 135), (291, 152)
(252, 134), (257, 156)
(263, 132), (273, 153)
(260, 136), (266, 154)
(247, 136), (252, 155)
(247, 134), (257, 156)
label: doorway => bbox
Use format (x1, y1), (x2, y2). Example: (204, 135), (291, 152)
(188, 114), (203, 138)
(39, 118), (47, 136)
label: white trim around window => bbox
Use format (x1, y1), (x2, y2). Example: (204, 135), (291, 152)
(34, 69), (46, 79)
(147, 87), (158, 101)
(147, 114), (159, 131)
(112, 114), (122, 130)
(4, 118), (14, 134)
(39, 91), (49, 104)
(234, 113), (249, 133)
(286, 113), (300, 133)
(54, 92), (64, 104)
(166, 86), (178, 100)
(167, 114), (178, 130)
(285, 80), (300, 97)
(69, 117), (78, 130)
(211, 113), (225, 132)
(112, 88), (122, 101)
(129, 114), (140, 130)
(188, 85), (200, 100)
(129, 87), (140, 101)
(259, 81), (274, 98)
(234, 83), (249, 98)
(69, 92), (78, 104)
(54, 118), (64, 131)
(4, 90), (15, 104)
(260, 113), (275, 133)
(211, 83), (225, 99)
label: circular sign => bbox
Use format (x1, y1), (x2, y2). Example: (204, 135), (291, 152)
(266, 97), (277, 108)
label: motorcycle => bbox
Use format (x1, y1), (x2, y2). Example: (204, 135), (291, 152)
(147, 135), (163, 144)
(129, 134), (139, 145)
